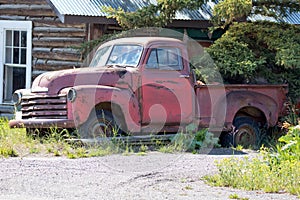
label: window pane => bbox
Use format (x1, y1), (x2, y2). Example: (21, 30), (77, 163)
(5, 30), (12, 46)
(146, 50), (158, 69)
(167, 49), (180, 65)
(106, 45), (143, 67)
(157, 48), (183, 70)
(13, 48), (20, 64)
(157, 49), (167, 65)
(21, 31), (27, 47)
(89, 46), (111, 67)
(21, 49), (26, 64)
(3, 66), (26, 102)
(5, 47), (12, 63)
(13, 67), (26, 91)
(13, 31), (20, 47)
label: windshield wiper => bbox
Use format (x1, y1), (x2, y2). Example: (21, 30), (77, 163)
(106, 64), (127, 68)
(106, 64), (136, 68)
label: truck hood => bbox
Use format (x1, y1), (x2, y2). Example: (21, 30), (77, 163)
(32, 67), (133, 95)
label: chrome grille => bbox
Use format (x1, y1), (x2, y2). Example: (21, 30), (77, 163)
(21, 94), (67, 119)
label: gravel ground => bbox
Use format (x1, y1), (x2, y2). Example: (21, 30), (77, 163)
(0, 149), (298, 200)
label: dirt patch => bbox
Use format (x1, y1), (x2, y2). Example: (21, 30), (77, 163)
(0, 149), (297, 200)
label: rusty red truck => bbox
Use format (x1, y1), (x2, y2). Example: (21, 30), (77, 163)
(9, 37), (288, 147)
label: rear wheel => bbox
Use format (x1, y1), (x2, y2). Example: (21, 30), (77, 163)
(79, 109), (122, 139)
(221, 117), (261, 148)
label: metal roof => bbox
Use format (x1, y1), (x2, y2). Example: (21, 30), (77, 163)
(46, 0), (214, 23)
(47, 0), (300, 25)
(48, 0), (157, 17)
(282, 12), (300, 24)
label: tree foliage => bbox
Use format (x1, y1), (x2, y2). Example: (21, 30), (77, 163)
(213, 0), (300, 27)
(252, 0), (300, 18)
(212, 0), (252, 26)
(207, 21), (300, 101)
(103, 0), (208, 29)
(206, 0), (300, 102)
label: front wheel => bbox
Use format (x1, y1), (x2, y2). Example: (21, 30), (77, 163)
(79, 110), (122, 139)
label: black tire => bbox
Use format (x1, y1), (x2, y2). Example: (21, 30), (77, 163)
(219, 131), (235, 147)
(220, 117), (260, 148)
(79, 109), (122, 139)
(233, 116), (260, 148)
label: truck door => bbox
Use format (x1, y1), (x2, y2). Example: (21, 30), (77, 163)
(141, 45), (195, 129)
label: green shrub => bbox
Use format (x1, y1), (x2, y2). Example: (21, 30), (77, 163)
(159, 128), (219, 153)
(205, 21), (300, 101)
(204, 125), (300, 197)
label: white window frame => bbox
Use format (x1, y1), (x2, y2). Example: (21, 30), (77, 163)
(0, 20), (32, 104)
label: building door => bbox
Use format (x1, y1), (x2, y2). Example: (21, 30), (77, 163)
(0, 20), (32, 103)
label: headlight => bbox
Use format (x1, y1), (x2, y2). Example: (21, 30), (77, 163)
(12, 92), (22, 105)
(67, 88), (77, 102)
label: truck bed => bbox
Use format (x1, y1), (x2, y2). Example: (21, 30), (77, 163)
(195, 84), (288, 129)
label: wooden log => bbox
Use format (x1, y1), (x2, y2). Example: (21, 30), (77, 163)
(0, 0), (47, 5)
(33, 31), (86, 38)
(0, 6), (56, 17)
(29, 17), (60, 23)
(32, 41), (83, 48)
(33, 64), (78, 71)
(33, 37), (85, 42)
(33, 40), (83, 48)
(33, 27), (86, 38)
(0, 15), (26, 20)
(33, 47), (79, 54)
(33, 51), (82, 62)
(34, 27), (85, 33)
(34, 21), (86, 29)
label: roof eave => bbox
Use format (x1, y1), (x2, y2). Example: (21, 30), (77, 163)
(46, 0), (65, 23)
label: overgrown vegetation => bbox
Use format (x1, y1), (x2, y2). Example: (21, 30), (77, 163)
(212, 0), (300, 27)
(159, 128), (220, 153)
(204, 123), (300, 197)
(103, 0), (208, 29)
(0, 119), (219, 158)
(198, 0), (300, 101)
(204, 21), (300, 101)
(0, 119), (120, 158)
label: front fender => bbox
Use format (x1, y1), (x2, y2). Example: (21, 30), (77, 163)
(67, 85), (140, 132)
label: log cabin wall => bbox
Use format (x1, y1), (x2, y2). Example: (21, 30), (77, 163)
(0, 0), (87, 78)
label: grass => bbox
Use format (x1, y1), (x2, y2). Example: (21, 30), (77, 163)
(3, 117), (300, 197)
(204, 123), (300, 197)
(158, 128), (220, 153)
(229, 193), (249, 200)
(0, 118), (122, 158)
(0, 119), (220, 158)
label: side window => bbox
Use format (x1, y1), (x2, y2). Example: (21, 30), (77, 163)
(146, 47), (183, 70)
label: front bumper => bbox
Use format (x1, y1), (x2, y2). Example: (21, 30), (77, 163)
(9, 119), (75, 129)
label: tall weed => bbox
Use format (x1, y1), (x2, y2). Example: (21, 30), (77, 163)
(204, 124), (300, 197)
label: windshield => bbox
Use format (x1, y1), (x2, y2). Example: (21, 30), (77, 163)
(106, 45), (143, 67)
(89, 46), (111, 67)
(89, 44), (143, 68)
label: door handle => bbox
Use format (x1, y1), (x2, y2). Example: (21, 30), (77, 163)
(179, 74), (190, 78)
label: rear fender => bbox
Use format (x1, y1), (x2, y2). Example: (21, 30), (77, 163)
(215, 91), (278, 127)
(67, 85), (140, 132)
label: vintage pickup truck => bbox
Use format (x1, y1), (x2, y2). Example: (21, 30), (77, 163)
(9, 37), (288, 147)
